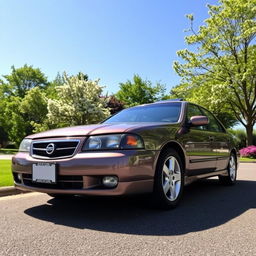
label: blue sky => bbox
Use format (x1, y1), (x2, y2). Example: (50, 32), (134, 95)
(0, 0), (218, 94)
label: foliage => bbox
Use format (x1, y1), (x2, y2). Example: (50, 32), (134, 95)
(116, 75), (166, 107)
(45, 72), (64, 99)
(0, 65), (49, 145)
(47, 72), (110, 127)
(228, 128), (256, 149)
(240, 146), (256, 158)
(0, 123), (8, 148)
(172, 0), (256, 145)
(0, 87), (49, 145)
(1, 96), (27, 145)
(0, 67), (110, 145)
(107, 95), (125, 115)
(1, 64), (48, 98)
(20, 87), (48, 133)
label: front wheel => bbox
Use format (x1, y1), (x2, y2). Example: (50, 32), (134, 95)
(153, 149), (184, 209)
(219, 153), (237, 185)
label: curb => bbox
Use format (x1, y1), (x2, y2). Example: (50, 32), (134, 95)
(0, 186), (29, 197)
(240, 161), (256, 163)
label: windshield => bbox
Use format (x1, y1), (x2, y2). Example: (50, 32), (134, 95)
(104, 103), (182, 123)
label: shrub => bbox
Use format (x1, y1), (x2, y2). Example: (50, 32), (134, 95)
(239, 146), (256, 159)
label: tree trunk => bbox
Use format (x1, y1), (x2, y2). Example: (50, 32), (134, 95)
(245, 124), (254, 146)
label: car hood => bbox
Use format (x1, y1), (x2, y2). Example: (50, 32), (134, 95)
(26, 122), (172, 139)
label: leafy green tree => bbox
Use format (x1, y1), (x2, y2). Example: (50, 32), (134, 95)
(47, 72), (110, 127)
(116, 75), (166, 107)
(45, 72), (64, 99)
(20, 87), (48, 133)
(1, 96), (26, 145)
(0, 65), (49, 145)
(173, 0), (256, 145)
(171, 82), (238, 128)
(0, 96), (9, 147)
(0, 88), (49, 145)
(2, 64), (48, 98)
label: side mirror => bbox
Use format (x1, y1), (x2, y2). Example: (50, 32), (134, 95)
(190, 116), (209, 126)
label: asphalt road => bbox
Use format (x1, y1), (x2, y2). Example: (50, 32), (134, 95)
(0, 163), (256, 256)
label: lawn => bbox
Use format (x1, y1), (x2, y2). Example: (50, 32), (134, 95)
(0, 160), (13, 187)
(240, 157), (256, 162)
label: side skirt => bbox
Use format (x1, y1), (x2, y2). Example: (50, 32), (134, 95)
(184, 169), (228, 185)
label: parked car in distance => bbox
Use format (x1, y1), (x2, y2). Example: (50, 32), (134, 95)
(12, 99), (238, 209)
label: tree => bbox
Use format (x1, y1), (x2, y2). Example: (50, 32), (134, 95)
(0, 97), (8, 147)
(106, 95), (125, 114)
(1, 96), (26, 145)
(47, 72), (110, 127)
(173, 0), (256, 145)
(2, 64), (48, 98)
(0, 65), (49, 145)
(116, 75), (166, 107)
(20, 87), (48, 133)
(171, 82), (238, 128)
(0, 88), (49, 145)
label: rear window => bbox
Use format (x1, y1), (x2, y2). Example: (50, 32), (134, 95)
(104, 103), (182, 123)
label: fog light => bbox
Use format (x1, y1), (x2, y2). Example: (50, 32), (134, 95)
(17, 173), (22, 181)
(102, 176), (118, 188)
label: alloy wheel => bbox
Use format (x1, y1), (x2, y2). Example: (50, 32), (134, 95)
(162, 156), (181, 201)
(229, 155), (236, 181)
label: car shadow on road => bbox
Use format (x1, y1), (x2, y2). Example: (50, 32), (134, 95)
(24, 179), (256, 236)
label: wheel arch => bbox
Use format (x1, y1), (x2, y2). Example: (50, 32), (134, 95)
(154, 141), (187, 172)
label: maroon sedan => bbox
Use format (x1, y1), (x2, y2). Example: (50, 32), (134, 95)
(12, 100), (238, 209)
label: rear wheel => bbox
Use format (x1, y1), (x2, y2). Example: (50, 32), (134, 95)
(219, 153), (237, 185)
(153, 149), (184, 209)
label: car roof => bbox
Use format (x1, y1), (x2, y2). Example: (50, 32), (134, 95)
(128, 100), (186, 109)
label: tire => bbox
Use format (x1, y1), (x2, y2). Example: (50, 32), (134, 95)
(153, 148), (185, 209)
(219, 153), (237, 185)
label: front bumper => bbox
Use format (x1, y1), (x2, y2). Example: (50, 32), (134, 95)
(12, 150), (157, 196)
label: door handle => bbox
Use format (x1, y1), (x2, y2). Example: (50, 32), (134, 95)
(209, 136), (214, 141)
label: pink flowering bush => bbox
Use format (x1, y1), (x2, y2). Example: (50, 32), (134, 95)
(239, 146), (256, 159)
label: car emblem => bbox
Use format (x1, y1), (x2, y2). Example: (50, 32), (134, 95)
(46, 143), (55, 155)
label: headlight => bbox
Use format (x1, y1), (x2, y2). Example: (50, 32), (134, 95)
(83, 134), (144, 151)
(18, 139), (32, 152)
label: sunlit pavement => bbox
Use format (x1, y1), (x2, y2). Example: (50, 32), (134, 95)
(0, 155), (13, 160)
(0, 163), (255, 256)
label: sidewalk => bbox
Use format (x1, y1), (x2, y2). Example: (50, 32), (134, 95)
(0, 154), (14, 160)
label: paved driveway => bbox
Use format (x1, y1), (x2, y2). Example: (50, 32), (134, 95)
(0, 163), (255, 255)
(0, 154), (13, 160)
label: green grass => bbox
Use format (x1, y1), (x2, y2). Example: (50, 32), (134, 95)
(240, 157), (256, 162)
(0, 160), (14, 187)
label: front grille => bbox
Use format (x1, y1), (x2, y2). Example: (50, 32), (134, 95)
(32, 140), (80, 159)
(21, 173), (83, 190)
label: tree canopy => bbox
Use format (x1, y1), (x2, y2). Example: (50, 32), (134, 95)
(47, 72), (110, 127)
(172, 0), (256, 145)
(2, 64), (48, 98)
(116, 75), (166, 107)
